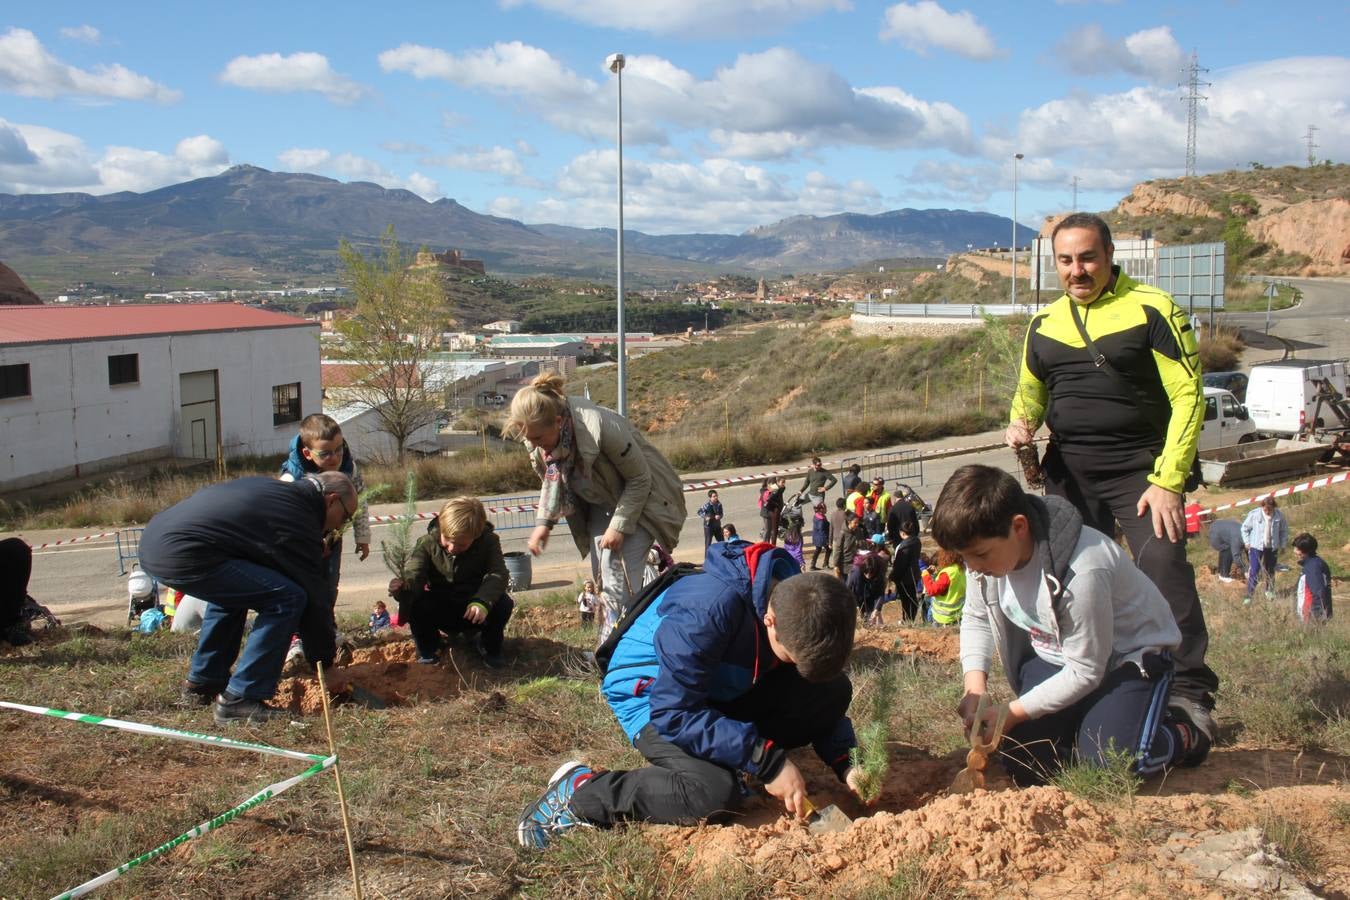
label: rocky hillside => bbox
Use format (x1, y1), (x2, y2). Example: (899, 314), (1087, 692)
(1108, 164), (1350, 273)
(0, 262), (41, 305)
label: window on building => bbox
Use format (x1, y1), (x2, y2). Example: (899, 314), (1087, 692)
(0, 363), (30, 399)
(272, 382), (301, 426)
(108, 353), (139, 386)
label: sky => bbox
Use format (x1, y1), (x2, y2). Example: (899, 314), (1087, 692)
(0, 1), (1346, 237)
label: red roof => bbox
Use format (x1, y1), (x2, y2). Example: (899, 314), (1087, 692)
(0, 303), (315, 346)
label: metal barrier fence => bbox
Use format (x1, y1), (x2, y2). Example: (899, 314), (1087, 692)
(853, 302), (1036, 318)
(836, 449), (924, 493)
(482, 493), (549, 531)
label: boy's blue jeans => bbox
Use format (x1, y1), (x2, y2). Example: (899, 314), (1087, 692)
(156, 559), (308, 701)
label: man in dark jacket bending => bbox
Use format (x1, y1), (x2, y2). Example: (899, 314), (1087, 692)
(139, 473), (357, 724)
(518, 542), (862, 848)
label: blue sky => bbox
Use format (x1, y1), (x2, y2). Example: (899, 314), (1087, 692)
(0, 1), (1345, 236)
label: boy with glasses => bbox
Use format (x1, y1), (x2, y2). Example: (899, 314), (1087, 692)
(280, 413), (371, 604)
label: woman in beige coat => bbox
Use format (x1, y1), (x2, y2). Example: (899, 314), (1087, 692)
(505, 373), (686, 644)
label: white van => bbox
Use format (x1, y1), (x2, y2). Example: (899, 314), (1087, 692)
(1245, 359), (1350, 437)
(1198, 387), (1257, 452)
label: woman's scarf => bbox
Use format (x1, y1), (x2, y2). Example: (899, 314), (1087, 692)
(538, 411), (581, 524)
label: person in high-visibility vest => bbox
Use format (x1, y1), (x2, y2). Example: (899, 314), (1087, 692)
(922, 548), (966, 626)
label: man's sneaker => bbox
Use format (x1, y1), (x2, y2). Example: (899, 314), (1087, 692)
(176, 680), (225, 708)
(1166, 697), (1215, 767)
(212, 694), (294, 725)
(517, 760), (593, 849)
(416, 653), (439, 665)
(1216, 575), (1234, 584)
(482, 651), (506, 669)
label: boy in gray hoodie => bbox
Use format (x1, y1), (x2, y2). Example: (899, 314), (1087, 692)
(931, 465), (1210, 786)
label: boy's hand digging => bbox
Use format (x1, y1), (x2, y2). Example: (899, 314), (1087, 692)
(765, 760), (809, 819)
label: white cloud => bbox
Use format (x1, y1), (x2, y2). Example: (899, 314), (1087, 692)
(278, 147), (333, 170)
(96, 138), (232, 193)
(1053, 24), (1185, 83)
(880, 2), (1001, 61)
(0, 28), (180, 103)
(423, 146), (528, 179)
(59, 24), (101, 44)
(906, 159), (1000, 203)
(219, 52), (367, 104)
(523, 149), (886, 233)
(381, 140), (431, 154)
(0, 121), (232, 194)
(1008, 56), (1350, 191)
(496, 0), (849, 36)
(0, 121), (38, 165)
(382, 41), (972, 158)
(274, 146), (442, 199)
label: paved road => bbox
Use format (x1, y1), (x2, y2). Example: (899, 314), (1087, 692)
(19, 428), (1014, 628)
(1221, 276), (1350, 364)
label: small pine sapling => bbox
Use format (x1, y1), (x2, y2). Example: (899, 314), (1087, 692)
(380, 471), (419, 580)
(849, 660), (899, 802)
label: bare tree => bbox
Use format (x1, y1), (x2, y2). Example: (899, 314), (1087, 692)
(332, 226), (447, 460)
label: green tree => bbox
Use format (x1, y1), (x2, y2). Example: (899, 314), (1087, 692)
(332, 226), (448, 460)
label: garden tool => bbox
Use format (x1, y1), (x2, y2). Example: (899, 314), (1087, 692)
(949, 693), (1008, 794)
(802, 796), (852, 834)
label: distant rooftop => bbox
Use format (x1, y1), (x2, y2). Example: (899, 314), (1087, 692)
(0, 303), (314, 346)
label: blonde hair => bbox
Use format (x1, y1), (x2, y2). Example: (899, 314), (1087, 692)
(438, 496), (488, 542)
(504, 372), (569, 440)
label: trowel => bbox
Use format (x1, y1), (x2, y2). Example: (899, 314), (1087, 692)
(949, 693), (1007, 794)
(802, 796), (852, 834)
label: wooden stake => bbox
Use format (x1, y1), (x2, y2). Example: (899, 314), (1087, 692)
(978, 371), (984, 413)
(315, 661), (363, 900)
(924, 374), (930, 411)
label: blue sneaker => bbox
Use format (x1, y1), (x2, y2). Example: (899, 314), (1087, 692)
(517, 760), (592, 849)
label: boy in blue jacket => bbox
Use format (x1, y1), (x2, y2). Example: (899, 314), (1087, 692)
(518, 542), (861, 848)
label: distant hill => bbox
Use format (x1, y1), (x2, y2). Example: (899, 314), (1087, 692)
(533, 210), (1037, 272)
(0, 165), (1036, 295)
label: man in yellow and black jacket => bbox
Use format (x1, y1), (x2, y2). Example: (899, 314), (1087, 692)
(1005, 213), (1218, 762)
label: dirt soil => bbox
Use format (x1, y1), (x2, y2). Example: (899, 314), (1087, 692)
(657, 750), (1349, 896)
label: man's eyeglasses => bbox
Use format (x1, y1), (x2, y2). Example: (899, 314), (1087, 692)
(332, 493), (356, 523)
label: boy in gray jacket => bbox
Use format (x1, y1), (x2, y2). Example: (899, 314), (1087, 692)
(931, 465), (1210, 786)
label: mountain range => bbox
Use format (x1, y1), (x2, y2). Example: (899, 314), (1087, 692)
(0, 165), (1037, 294)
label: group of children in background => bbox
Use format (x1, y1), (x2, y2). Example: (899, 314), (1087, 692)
(1204, 495), (1332, 623)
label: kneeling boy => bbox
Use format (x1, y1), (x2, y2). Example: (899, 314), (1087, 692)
(931, 465), (1209, 786)
(518, 542), (861, 848)
(388, 497), (513, 668)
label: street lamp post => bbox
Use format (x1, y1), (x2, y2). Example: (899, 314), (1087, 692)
(1011, 152), (1023, 307)
(606, 52), (628, 416)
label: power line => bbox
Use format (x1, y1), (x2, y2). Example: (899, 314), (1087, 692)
(1179, 51), (1210, 178)
(1305, 125), (1319, 167)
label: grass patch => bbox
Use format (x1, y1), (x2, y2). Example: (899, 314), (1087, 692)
(1261, 813), (1321, 876)
(1049, 747), (1141, 804)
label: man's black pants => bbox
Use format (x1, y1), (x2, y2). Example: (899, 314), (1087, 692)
(0, 538), (32, 630)
(405, 591), (513, 659)
(1043, 444), (1219, 706)
(571, 665), (852, 826)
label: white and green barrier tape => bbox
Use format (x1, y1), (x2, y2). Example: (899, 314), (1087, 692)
(0, 701), (334, 899)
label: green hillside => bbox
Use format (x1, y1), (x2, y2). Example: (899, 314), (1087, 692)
(565, 318), (1023, 469)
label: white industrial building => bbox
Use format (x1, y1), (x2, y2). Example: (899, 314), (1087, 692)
(0, 303), (319, 491)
